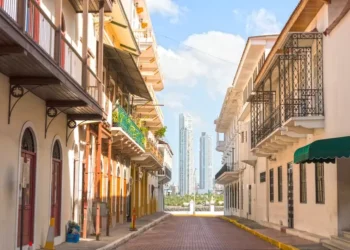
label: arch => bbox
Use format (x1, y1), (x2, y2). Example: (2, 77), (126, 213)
(52, 140), (62, 160)
(21, 128), (36, 152)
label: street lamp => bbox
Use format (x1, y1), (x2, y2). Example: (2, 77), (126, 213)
(193, 168), (196, 215)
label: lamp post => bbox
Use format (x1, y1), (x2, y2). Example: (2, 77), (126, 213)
(193, 168), (196, 215)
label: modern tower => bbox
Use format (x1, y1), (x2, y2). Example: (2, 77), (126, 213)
(199, 132), (213, 192)
(179, 113), (194, 195)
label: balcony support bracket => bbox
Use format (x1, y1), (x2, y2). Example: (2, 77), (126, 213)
(8, 84), (44, 124)
(66, 119), (87, 146)
(45, 106), (72, 138)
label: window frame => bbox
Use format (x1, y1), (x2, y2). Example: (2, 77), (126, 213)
(315, 163), (325, 204)
(269, 169), (274, 202)
(300, 163), (307, 203)
(278, 166), (282, 202)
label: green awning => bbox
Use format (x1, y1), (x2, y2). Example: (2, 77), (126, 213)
(294, 136), (350, 164)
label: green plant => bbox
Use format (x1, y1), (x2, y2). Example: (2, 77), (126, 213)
(140, 126), (149, 136)
(112, 111), (118, 124)
(154, 126), (167, 138)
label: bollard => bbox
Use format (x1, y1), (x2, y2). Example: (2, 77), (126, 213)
(129, 208), (138, 231)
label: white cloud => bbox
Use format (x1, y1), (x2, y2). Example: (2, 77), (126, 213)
(157, 92), (189, 109)
(246, 8), (281, 35)
(146, 0), (186, 23)
(158, 31), (245, 98)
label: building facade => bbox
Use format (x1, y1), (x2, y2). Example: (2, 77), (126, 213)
(179, 113), (194, 195)
(215, 0), (350, 249)
(199, 132), (213, 192)
(0, 0), (171, 249)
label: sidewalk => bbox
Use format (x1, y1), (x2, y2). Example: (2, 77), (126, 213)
(54, 212), (170, 250)
(222, 216), (328, 250)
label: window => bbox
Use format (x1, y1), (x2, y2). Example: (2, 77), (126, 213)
(241, 132), (244, 143)
(315, 163), (325, 204)
(245, 131), (248, 142)
(230, 185), (234, 208)
(300, 164), (307, 203)
(237, 183), (240, 209)
(248, 185), (252, 215)
(241, 182), (243, 209)
(260, 172), (266, 183)
(278, 166), (282, 202)
(234, 184), (237, 209)
(269, 169), (274, 202)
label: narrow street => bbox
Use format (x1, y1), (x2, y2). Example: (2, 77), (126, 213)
(117, 216), (278, 250)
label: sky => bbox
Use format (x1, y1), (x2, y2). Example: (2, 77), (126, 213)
(146, 0), (299, 187)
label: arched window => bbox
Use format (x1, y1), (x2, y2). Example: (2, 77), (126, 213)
(22, 128), (35, 152)
(53, 140), (61, 160)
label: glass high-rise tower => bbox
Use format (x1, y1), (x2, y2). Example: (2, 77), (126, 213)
(199, 132), (213, 192)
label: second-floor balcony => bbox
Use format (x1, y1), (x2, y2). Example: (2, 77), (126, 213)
(0, 0), (104, 123)
(215, 163), (239, 185)
(111, 105), (145, 155)
(157, 164), (171, 184)
(250, 32), (325, 155)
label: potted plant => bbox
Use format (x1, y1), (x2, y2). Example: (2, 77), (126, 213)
(66, 221), (80, 243)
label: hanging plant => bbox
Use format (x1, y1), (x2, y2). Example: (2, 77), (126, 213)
(155, 126), (167, 138)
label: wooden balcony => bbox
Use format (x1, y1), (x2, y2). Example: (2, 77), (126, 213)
(250, 32), (324, 154)
(131, 138), (163, 171)
(0, 0), (104, 124)
(68, 0), (113, 13)
(158, 164), (171, 184)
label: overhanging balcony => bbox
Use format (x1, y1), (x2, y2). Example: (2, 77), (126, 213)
(215, 163), (240, 185)
(158, 164), (171, 184)
(131, 138), (164, 171)
(0, 0), (104, 124)
(250, 32), (324, 156)
(68, 0), (113, 13)
(111, 106), (145, 156)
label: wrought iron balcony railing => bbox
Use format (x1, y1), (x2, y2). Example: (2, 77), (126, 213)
(251, 32), (324, 148)
(215, 163), (238, 180)
(112, 106), (145, 149)
(145, 139), (164, 164)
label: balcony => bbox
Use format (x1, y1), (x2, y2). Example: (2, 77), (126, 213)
(68, 0), (113, 13)
(250, 32), (324, 155)
(216, 140), (225, 152)
(111, 106), (145, 155)
(158, 164), (171, 184)
(0, 0), (103, 123)
(215, 163), (240, 185)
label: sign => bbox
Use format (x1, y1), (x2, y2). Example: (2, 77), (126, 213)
(260, 172), (266, 183)
(21, 158), (30, 188)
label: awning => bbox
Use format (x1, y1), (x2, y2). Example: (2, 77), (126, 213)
(294, 136), (350, 164)
(104, 44), (152, 101)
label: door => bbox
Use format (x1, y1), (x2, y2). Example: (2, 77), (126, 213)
(287, 163), (294, 228)
(116, 175), (120, 223)
(17, 128), (36, 248)
(51, 141), (62, 236)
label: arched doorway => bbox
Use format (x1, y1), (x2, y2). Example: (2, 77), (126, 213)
(51, 140), (62, 236)
(17, 128), (37, 248)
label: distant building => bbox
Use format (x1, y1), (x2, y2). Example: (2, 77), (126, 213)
(200, 132), (213, 192)
(179, 113), (195, 195)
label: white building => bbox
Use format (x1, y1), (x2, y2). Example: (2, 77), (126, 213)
(179, 113), (194, 195)
(199, 132), (213, 192)
(215, 0), (350, 249)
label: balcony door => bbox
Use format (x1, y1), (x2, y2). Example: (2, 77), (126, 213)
(51, 141), (62, 236)
(287, 163), (294, 228)
(17, 128), (37, 248)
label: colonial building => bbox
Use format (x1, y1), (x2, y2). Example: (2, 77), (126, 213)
(215, 0), (350, 249)
(0, 0), (170, 249)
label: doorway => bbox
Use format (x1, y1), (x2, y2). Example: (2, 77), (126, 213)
(51, 141), (62, 236)
(17, 128), (37, 248)
(287, 163), (294, 228)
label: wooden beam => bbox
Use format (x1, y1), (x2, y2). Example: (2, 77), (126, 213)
(46, 100), (87, 107)
(67, 114), (102, 120)
(0, 45), (25, 55)
(10, 77), (60, 85)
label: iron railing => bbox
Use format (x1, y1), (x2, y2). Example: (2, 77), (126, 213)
(215, 163), (238, 180)
(251, 32), (324, 148)
(112, 106), (145, 149)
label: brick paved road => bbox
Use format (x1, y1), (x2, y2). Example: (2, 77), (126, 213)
(117, 216), (278, 250)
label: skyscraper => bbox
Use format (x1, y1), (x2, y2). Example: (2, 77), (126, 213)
(179, 113), (194, 195)
(199, 132), (213, 192)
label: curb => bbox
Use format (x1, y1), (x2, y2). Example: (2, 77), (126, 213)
(220, 216), (299, 250)
(97, 213), (171, 250)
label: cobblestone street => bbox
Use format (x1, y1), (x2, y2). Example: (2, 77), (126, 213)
(117, 216), (278, 250)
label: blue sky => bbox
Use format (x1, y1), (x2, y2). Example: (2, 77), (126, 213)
(147, 0), (299, 186)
